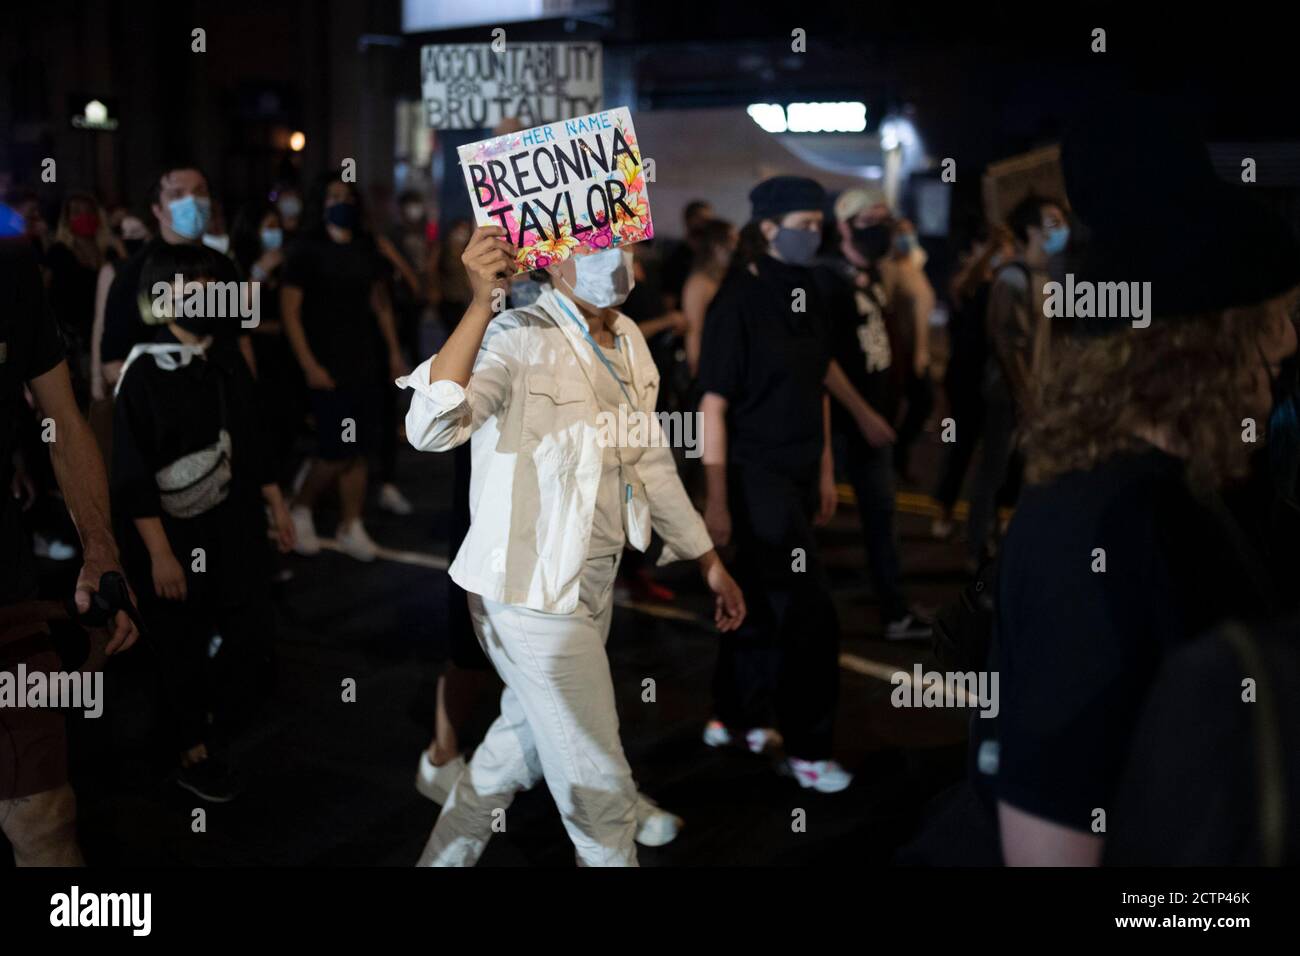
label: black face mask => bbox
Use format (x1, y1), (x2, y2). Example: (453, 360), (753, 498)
(852, 222), (892, 262)
(325, 202), (358, 230)
(1267, 350), (1300, 510)
(174, 315), (237, 340)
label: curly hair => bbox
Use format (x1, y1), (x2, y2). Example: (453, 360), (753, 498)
(1022, 291), (1297, 489)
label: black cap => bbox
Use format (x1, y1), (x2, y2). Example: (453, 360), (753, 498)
(749, 175), (826, 222)
(1061, 96), (1300, 333)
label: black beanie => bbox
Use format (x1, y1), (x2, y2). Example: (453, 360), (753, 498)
(749, 176), (827, 222)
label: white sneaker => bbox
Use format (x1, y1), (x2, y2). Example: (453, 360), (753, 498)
(335, 520), (378, 562)
(745, 727), (784, 754)
(290, 507), (320, 556)
(33, 534), (77, 561)
(634, 795), (683, 847)
(884, 612), (933, 642)
(702, 719), (732, 748)
(379, 482), (413, 515)
(785, 758), (854, 794)
(415, 751), (466, 804)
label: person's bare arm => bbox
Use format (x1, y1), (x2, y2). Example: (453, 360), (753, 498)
(426, 225), (514, 387)
(376, 233), (423, 299)
(682, 274), (718, 377)
(999, 801), (1103, 866)
(28, 361), (137, 653)
(370, 279), (406, 378)
(815, 393), (837, 526)
(912, 273), (935, 372)
(91, 263), (114, 400)
(699, 391), (731, 546)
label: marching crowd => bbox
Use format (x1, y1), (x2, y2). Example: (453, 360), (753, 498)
(3, 96), (1298, 867)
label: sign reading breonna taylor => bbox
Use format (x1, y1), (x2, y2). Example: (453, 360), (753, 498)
(457, 106), (654, 275)
(420, 41), (602, 130)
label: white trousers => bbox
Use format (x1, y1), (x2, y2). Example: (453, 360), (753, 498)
(417, 553), (642, 867)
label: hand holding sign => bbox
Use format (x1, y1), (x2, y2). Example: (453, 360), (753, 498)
(462, 225), (516, 306)
(458, 107), (654, 276)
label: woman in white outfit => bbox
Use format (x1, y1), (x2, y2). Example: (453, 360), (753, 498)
(399, 225), (746, 866)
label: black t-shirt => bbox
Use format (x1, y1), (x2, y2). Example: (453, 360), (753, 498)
(0, 241), (67, 604)
(102, 238), (242, 364)
(697, 255), (831, 479)
(972, 447), (1271, 832)
(44, 242), (99, 347)
(813, 257), (897, 429)
(111, 330), (274, 607)
(282, 234), (382, 386)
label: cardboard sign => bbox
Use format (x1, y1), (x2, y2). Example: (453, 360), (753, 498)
(420, 42), (602, 130)
(457, 106), (654, 274)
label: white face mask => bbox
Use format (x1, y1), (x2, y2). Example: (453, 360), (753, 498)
(201, 232), (230, 255)
(570, 247), (635, 308)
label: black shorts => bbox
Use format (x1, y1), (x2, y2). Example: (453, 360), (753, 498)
(309, 384), (379, 461)
(0, 619), (68, 800)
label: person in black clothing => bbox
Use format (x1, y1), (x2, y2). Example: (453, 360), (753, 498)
(280, 174), (406, 562)
(231, 200), (301, 491)
(816, 188), (930, 640)
(930, 223), (1014, 540)
(979, 99), (1300, 865)
(697, 176), (894, 793)
(100, 164), (243, 391)
(1, 228), (138, 864)
(112, 244), (295, 802)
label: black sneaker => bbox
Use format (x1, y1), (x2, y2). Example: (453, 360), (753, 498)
(175, 756), (241, 803)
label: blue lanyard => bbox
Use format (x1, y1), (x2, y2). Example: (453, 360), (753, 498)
(554, 298), (636, 408)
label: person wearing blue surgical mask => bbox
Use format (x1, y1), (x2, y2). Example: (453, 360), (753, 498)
(230, 201), (299, 504)
(100, 165), (241, 389)
(400, 227), (746, 866)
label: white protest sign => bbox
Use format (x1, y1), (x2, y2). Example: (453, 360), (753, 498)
(420, 42), (602, 130)
(457, 106), (653, 274)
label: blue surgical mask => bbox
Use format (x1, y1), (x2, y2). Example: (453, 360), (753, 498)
(894, 233), (919, 255)
(771, 227), (821, 267)
(168, 195), (211, 240)
(260, 227), (283, 251)
(1043, 225), (1070, 256)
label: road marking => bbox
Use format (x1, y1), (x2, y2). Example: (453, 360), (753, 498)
(318, 539), (450, 570)
(839, 652), (981, 707)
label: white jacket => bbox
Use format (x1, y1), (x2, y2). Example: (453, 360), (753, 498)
(398, 288), (713, 614)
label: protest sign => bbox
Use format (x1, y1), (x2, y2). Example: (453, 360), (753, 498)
(420, 42), (602, 130)
(457, 106), (654, 274)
